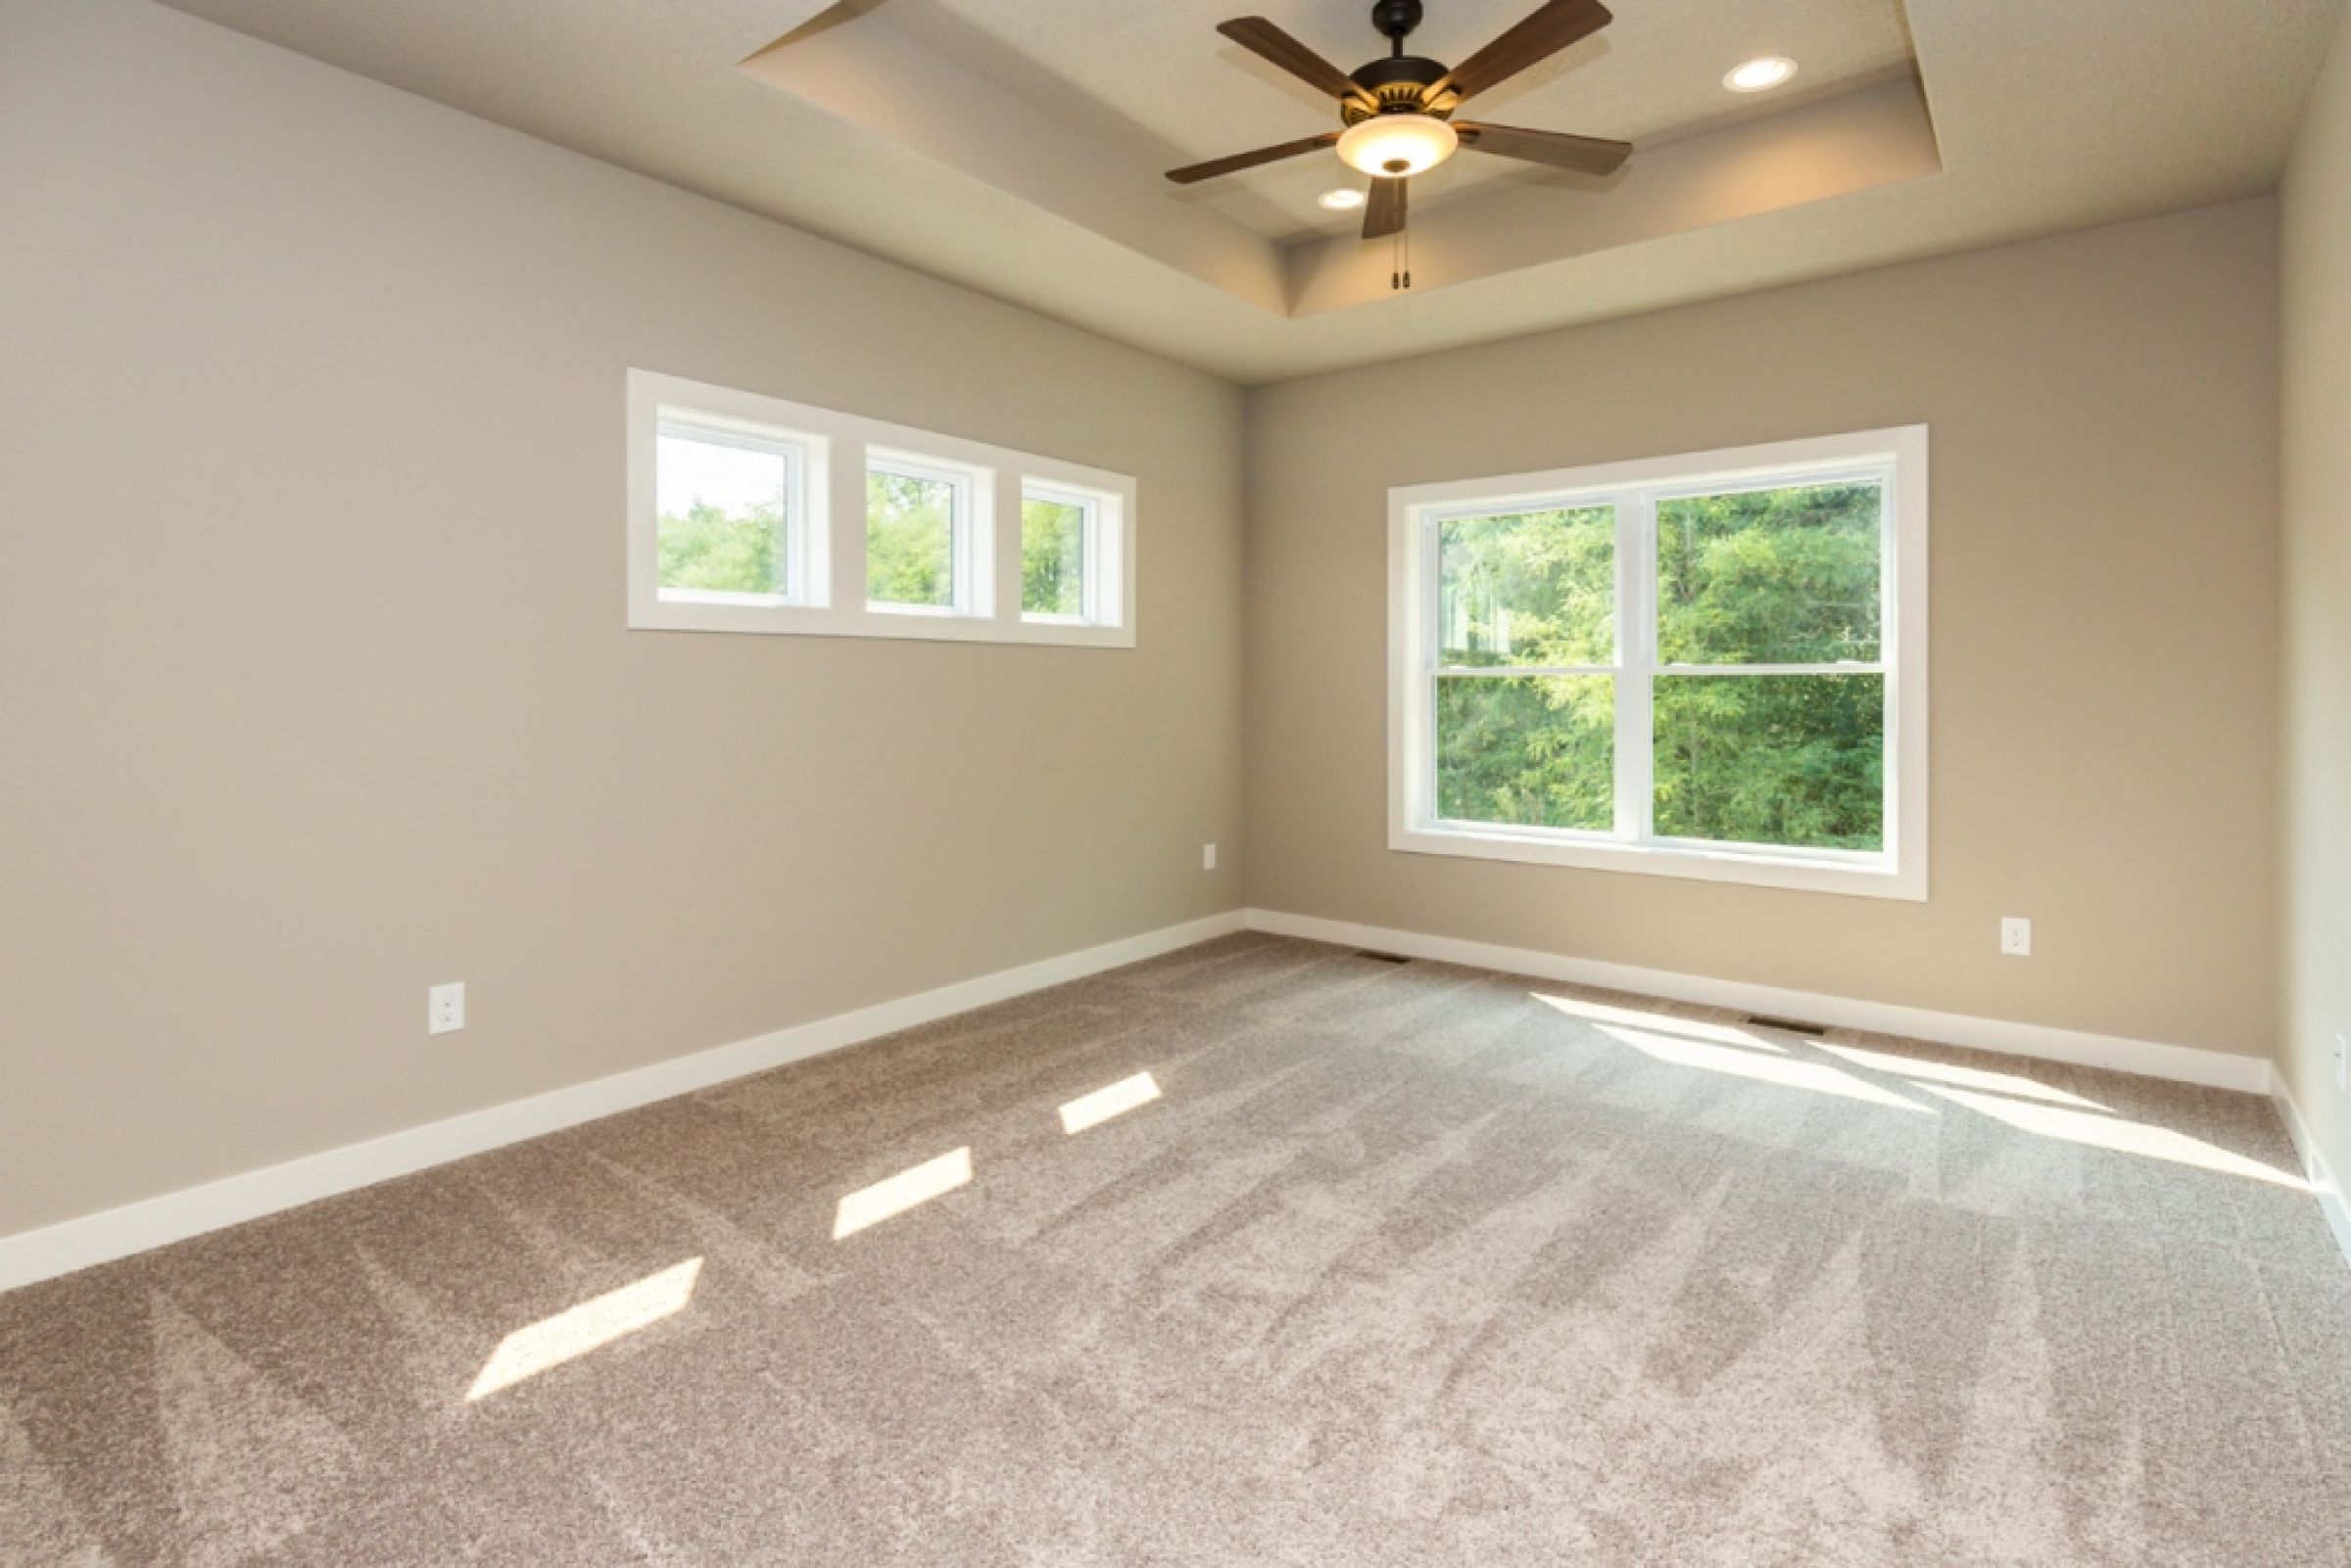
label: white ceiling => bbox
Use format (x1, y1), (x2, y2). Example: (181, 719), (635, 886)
(154, 0), (2345, 383)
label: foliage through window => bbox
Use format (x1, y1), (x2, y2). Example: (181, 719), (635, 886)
(629, 370), (1133, 646)
(1022, 488), (1093, 621)
(655, 423), (801, 602)
(1392, 429), (1927, 899)
(867, 459), (964, 612)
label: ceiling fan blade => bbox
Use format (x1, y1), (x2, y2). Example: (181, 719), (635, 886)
(1363, 175), (1408, 240)
(1455, 121), (1631, 176)
(1217, 17), (1376, 110)
(1165, 131), (1341, 184)
(1425, 0), (1611, 107)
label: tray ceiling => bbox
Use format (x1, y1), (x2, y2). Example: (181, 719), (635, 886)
(153, 0), (2344, 382)
(892, 0), (1919, 242)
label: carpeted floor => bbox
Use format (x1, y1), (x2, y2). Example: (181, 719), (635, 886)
(4, 933), (2349, 1566)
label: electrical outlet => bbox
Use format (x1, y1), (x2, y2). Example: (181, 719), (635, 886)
(2335, 1032), (2347, 1095)
(428, 982), (465, 1035)
(1999, 917), (2032, 958)
(1202, 842), (1218, 872)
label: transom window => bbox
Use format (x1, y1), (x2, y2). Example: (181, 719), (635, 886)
(866, 452), (973, 614)
(1021, 482), (1102, 623)
(628, 369), (1133, 647)
(1390, 427), (1927, 899)
(653, 417), (808, 607)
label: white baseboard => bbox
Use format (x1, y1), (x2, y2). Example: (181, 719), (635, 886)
(2274, 1081), (2351, 1272)
(0, 910), (1247, 1296)
(1245, 909), (2273, 1096)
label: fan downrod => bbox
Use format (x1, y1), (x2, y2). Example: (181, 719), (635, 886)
(1370, 1), (1424, 52)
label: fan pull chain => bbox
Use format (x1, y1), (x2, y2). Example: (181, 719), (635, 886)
(1390, 228), (1413, 292)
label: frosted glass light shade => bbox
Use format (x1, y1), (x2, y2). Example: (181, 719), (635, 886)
(1336, 115), (1459, 178)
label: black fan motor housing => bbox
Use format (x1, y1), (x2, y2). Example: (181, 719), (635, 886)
(1345, 54), (1452, 121)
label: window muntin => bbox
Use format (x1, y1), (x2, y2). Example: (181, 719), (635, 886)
(654, 420), (806, 605)
(866, 453), (972, 614)
(627, 370), (1135, 647)
(1392, 428), (1926, 899)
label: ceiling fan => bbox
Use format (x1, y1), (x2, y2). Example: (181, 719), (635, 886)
(1165, 0), (1631, 258)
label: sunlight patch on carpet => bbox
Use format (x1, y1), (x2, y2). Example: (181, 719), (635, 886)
(833, 1148), (973, 1239)
(466, 1258), (702, 1401)
(1921, 1087), (2307, 1188)
(1819, 1041), (2108, 1110)
(1060, 1072), (1162, 1134)
(1534, 993), (1786, 1051)
(1601, 1024), (1931, 1111)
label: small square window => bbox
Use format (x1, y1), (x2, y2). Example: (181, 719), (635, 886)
(655, 420), (803, 603)
(1021, 484), (1098, 622)
(867, 454), (971, 614)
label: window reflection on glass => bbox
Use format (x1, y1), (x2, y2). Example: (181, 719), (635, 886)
(1436, 505), (1614, 668)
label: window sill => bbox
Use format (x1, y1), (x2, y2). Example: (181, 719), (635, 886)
(629, 595), (1133, 647)
(1390, 822), (1926, 901)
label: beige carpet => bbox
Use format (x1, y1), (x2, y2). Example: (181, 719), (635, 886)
(3, 934), (2348, 1566)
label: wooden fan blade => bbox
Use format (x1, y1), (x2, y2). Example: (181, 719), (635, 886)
(1426, 0), (1611, 107)
(1456, 121), (1631, 175)
(1166, 131), (1341, 184)
(1363, 175), (1408, 240)
(1218, 17), (1376, 109)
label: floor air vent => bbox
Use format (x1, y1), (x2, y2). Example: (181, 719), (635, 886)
(1355, 950), (1412, 965)
(1746, 1014), (1829, 1036)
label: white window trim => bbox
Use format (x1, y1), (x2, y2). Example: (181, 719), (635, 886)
(627, 368), (1135, 647)
(1388, 425), (1929, 901)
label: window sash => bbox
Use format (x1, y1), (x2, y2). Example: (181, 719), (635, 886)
(865, 450), (978, 616)
(1020, 480), (1104, 625)
(654, 417), (810, 606)
(1414, 461), (1900, 864)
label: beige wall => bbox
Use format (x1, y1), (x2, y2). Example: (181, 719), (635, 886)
(2280, 19), (2351, 1182)
(0, 0), (1244, 1235)
(1245, 199), (2280, 1060)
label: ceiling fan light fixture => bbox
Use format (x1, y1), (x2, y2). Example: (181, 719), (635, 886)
(1318, 187), (1367, 211)
(1336, 114), (1459, 178)
(1723, 56), (1797, 93)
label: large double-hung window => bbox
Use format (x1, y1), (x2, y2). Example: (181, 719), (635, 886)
(1390, 426), (1928, 899)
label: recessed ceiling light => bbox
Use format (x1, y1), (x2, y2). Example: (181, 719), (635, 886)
(1318, 187), (1367, 212)
(1723, 56), (1798, 93)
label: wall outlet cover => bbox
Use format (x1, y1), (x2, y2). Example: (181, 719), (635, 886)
(429, 982), (465, 1035)
(1999, 917), (2032, 957)
(1203, 842), (1218, 872)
